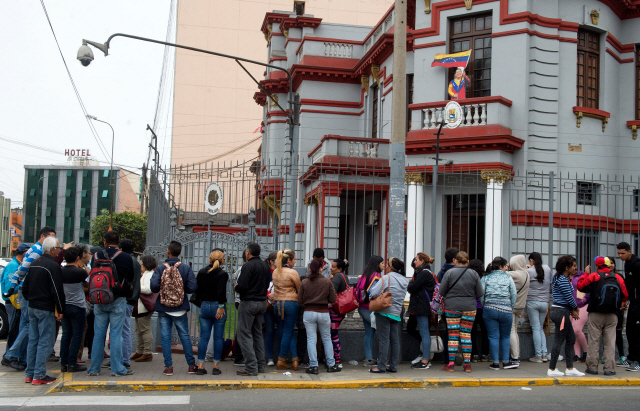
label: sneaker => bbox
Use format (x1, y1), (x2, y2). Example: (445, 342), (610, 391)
(585, 369), (598, 375)
(267, 359), (274, 366)
(196, 368), (207, 376)
(233, 361), (245, 367)
(565, 368), (585, 376)
(32, 375), (57, 385)
(110, 370), (134, 377)
(211, 368), (222, 375)
(480, 355), (490, 362)
(25, 377), (33, 383)
(327, 364), (341, 373)
(510, 358), (520, 365)
(101, 361), (111, 368)
(336, 361), (343, 369)
(503, 362), (519, 369)
(558, 355), (564, 361)
(617, 356), (630, 367)
(7, 359), (26, 371)
(604, 371), (617, 376)
(66, 364), (87, 372)
(87, 372), (99, 377)
(204, 355), (214, 362)
(163, 367), (174, 376)
(1, 356), (12, 367)
(411, 361), (431, 369)
(442, 363), (455, 372)
(529, 357), (543, 363)
(471, 355), (480, 363)
(547, 368), (564, 377)
(627, 361), (640, 372)
(541, 355), (548, 362)
(236, 370), (258, 376)
(48, 354), (60, 362)
(463, 363), (472, 373)
(306, 366), (319, 375)
(298, 362), (309, 369)
(411, 355), (423, 365)
(362, 359), (376, 367)
(573, 355), (581, 363)
(489, 363), (500, 371)
(187, 365), (198, 374)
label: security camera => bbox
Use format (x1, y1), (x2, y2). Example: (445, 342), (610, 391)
(77, 44), (94, 66)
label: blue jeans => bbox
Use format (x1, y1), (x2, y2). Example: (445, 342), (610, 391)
(60, 304), (85, 366)
(5, 303), (16, 352)
(121, 304), (134, 365)
(25, 308), (55, 380)
(197, 302), (227, 363)
(87, 297), (127, 376)
(276, 301), (298, 358)
(527, 301), (549, 358)
(358, 307), (376, 361)
(303, 311), (334, 367)
(416, 315), (431, 356)
(158, 311), (195, 367)
(264, 309), (277, 361)
(483, 307), (512, 363)
(5, 289), (29, 365)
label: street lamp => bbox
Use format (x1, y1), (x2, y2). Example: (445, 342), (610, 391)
(86, 114), (115, 228)
(78, 33), (300, 250)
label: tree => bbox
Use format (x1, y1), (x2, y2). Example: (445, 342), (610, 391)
(90, 210), (147, 252)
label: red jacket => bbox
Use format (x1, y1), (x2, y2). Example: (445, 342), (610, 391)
(577, 269), (628, 312)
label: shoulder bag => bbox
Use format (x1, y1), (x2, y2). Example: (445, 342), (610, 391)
(333, 272), (358, 315)
(369, 275), (393, 312)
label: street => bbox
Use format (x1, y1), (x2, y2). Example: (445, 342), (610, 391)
(1, 387), (638, 410)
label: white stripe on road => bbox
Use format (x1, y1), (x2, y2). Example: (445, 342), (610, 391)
(0, 395), (191, 406)
(588, 387), (640, 390)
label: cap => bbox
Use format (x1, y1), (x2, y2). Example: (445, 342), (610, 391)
(16, 243), (30, 254)
(594, 256), (611, 268)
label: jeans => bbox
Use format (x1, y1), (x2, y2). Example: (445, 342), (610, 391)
(198, 302), (227, 363)
(158, 311), (195, 367)
(60, 304), (85, 366)
(416, 315), (431, 356)
(549, 307), (575, 370)
(5, 289), (29, 365)
(5, 303), (18, 351)
(358, 307), (376, 361)
(303, 311), (334, 368)
(276, 301), (298, 358)
(237, 300), (267, 373)
(25, 307), (55, 379)
(121, 304), (134, 365)
(87, 297), (127, 376)
(526, 301), (548, 358)
(264, 309), (277, 361)
(483, 308), (512, 364)
(376, 314), (400, 371)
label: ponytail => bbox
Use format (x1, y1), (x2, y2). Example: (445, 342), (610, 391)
(416, 252), (435, 266)
(529, 252), (544, 283)
(275, 249), (295, 278)
(207, 250), (224, 272)
(387, 257), (406, 276)
(487, 256), (508, 273)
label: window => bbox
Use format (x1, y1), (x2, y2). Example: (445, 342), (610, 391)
(577, 29), (600, 109)
(45, 207), (52, 217)
(47, 189), (53, 197)
(29, 189), (36, 196)
(576, 229), (599, 271)
(102, 190), (109, 198)
(294, 1), (305, 15)
(372, 86), (379, 138)
(83, 170), (89, 177)
(66, 170), (73, 177)
(64, 207), (71, 217)
(81, 190), (88, 198)
(449, 13), (492, 98)
(407, 74), (414, 132)
(635, 189), (639, 212)
(103, 170), (110, 178)
(80, 208), (86, 217)
(65, 189), (72, 197)
(577, 182), (598, 205)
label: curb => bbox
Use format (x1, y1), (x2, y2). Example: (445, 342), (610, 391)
(49, 376), (640, 392)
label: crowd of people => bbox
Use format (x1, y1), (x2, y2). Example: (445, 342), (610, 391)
(2, 225), (639, 382)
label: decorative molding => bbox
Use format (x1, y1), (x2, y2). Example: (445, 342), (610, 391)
(480, 169), (511, 184)
(590, 9), (600, 25)
(371, 64), (380, 85)
(361, 75), (370, 95)
(511, 210), (640, 234)
(269, 94), (279, 108)
(573, 107), (610, 132)
(304, 195), (319, 206)
(405, 172), (426, 185)
(606, 47), (634, 64)
(283, 29), (289, 39)
(464, 0), (473, 10)
(568, 143), (583, 152)
(424, 0), (431, 14)
(267, 23), (273, 37)
(628, 121), (640, 140)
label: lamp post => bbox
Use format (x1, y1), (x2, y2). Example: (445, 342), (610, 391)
(78, 33), (300, 250)
(86, 114), (115, 228)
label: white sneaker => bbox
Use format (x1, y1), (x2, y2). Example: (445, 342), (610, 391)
(558, 355), (564, 361)
(411, 356), (423, 365)
(547, 368), (564, 377)
(267, 360), (274, 366)
(565, 368), (585, 377)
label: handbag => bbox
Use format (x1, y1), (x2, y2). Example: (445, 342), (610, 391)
(333, 272), (359, 315)
(543, 308), (551, 336)
(9, 293), (20, 309)
(189, 292), (201, 308)
(369, 275), (392, 312)
(139, 292), (158, 313)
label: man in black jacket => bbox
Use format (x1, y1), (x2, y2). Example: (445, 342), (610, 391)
(234, 242), (270, 376)
(617, 242), (640, 372)
(22, 237), (65, 385)
(118, 239), (141, 368)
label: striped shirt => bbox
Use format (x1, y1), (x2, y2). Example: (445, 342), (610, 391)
(551, 274), (578, 309)
(9, 242), (43, 288)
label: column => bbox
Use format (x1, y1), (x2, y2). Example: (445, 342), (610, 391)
(482, 169), (510, 261)
(322, 194), (340, 261)
(405, 172), (425, 278)
(303, 196), (318, 263)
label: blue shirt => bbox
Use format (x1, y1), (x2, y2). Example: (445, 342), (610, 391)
(9, 242), (43, 288)
(552, 274), (578, 309)
(1, 257), (20, 300)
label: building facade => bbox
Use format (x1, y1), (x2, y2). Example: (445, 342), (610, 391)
(255, 0), (640, 276)
(0, 193), (11, 258)
(22, 164), (140, 244)
(10, 208), (22, 254)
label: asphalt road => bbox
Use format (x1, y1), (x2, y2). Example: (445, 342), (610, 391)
(1, 387), (638, 410)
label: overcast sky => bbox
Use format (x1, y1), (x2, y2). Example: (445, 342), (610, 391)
(0, 0), (174, 207)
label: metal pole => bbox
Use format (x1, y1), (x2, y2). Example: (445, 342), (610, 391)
(88, 116), (115, 228)
(430, 122), (444, 259)
(387, 0), (407, 260)
(548, 171), (554, 267)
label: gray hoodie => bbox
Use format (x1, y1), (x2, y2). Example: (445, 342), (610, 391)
(369, 272), (409, 318)
(507, 255), (529, 310)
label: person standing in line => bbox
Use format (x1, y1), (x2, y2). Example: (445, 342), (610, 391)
(547, 255), (585, 377)
(272, 249), (301, 370)
(525, 252), (552, 363)
(299, 259), (339, 374)
(481, 257), (518, 370)
(118, 239), (141, 370)
(609, 257), (629, 367)
(234, 243), (270, 376)
(131, 255), (157, 363)
(59, 246), (88, 372)
(355, 255), (384, 367)
(150, 240), (198, 376)
(195, 250), (229, 376)
(307, 248), (331, 279)
(74, 243), (91, 363)
(571, 264), (591, 363)
(204, 248), (226, 362)
(22, 237), (65, 385)
(438, 252), (483, 372)
(407, 253), (436, 370)
(1, 243), (29, 370)
(230, 251), (247, 367)
(264, 252), (278, 367)
(437, 247), (459, 364)
(468, 259), (489, 363)
(578, 256), (628, 376)
(616, 242), (640, 372)
(329, 258), (349, 368)
(506, 255), (529, 364)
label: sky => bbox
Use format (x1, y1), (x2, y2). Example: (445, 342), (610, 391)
(0, 0), (175, 208)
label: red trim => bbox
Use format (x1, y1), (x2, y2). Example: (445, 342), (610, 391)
(406, 162), (513, 173)
(284, 37), (301, 49)
(606, 48), (635, 64)
(266, 110), (289, 118)
(406, 125), (524, 155)
(492, 28), (577, 43)
(382, 86), (393, 98)
(414, 41), (446, 49)
(255, 228), (274, 237)
(258, 179), (284, 199)
(511, 210), (640, 234)
(598, 0), (640, 20)
(308, 135), (391, 158)
(300, 109), (364, 116)
(572, 106), (611, 118)
(192, 226), (247, 234)
(261, 12), (289, 35)
(628, 120), (640, 126)
(300, 156), (390, 186)
(266, 119), (288, 126)
(277, 223), (305, 234)
(409, 95), (513, 110)
(606, 33), (636, 54)
(300, 90), (365, 109)
(383, 74), (393, 87)
(279, 16), (323, 34)
(298, 55), (359, 69)
(253, 91), (266, 106)
(269, 57), (288, 63)
(305, 181), (390, 201)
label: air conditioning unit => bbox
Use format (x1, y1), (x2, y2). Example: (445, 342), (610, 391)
(366, 210), (379, 226)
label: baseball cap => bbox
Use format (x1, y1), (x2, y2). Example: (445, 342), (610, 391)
(16, 243), (30, 254)
(594, 256), (611, 268)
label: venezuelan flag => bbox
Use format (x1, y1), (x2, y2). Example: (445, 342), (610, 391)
(431, 50), (472, 68)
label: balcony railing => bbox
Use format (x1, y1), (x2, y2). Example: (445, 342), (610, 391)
(307, 135), (390, 164)
(324, 42), (353, 58)
(410, 96), (513, 130)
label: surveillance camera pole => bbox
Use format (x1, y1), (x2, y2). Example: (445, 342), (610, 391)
(431, 121), (445, 259)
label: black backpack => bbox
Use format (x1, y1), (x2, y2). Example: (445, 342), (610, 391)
(593, 271), (622, 313)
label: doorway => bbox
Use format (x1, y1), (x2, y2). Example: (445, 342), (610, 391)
(446, 194), (486, 262)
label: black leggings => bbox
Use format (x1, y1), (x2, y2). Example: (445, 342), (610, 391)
(407, 314), (421, 343)
(549, 307), (575, 370)
(616, 310), (625, 358)
(471, 308), (489, 356)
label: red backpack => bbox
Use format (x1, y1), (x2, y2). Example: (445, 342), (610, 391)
(88, 250), (122, 305)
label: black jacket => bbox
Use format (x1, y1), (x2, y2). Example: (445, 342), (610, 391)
(91, 247), (135, 300)
(407, 265), (436, 316)
(235, 256), (270, 301)
(125, 252), (141, 306)
(22, 254), (66, 314)
(196, 266), (229, 303)
(624, 255), (640, 307)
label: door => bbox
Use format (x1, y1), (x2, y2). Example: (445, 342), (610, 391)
(446, 194), (486, 262)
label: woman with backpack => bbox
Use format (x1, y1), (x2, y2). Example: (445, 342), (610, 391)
(356, 255), (384, 367)
(272, 249), (301, 370)
(195, 250), (229, 375)
(368, 258), (409, 373)
(481, 257), (517, 370)
(526, 252), (552, 363)
(407, 253), (436, 369)
(438, 251), (483, 372)
(329, 258), (349, 368)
